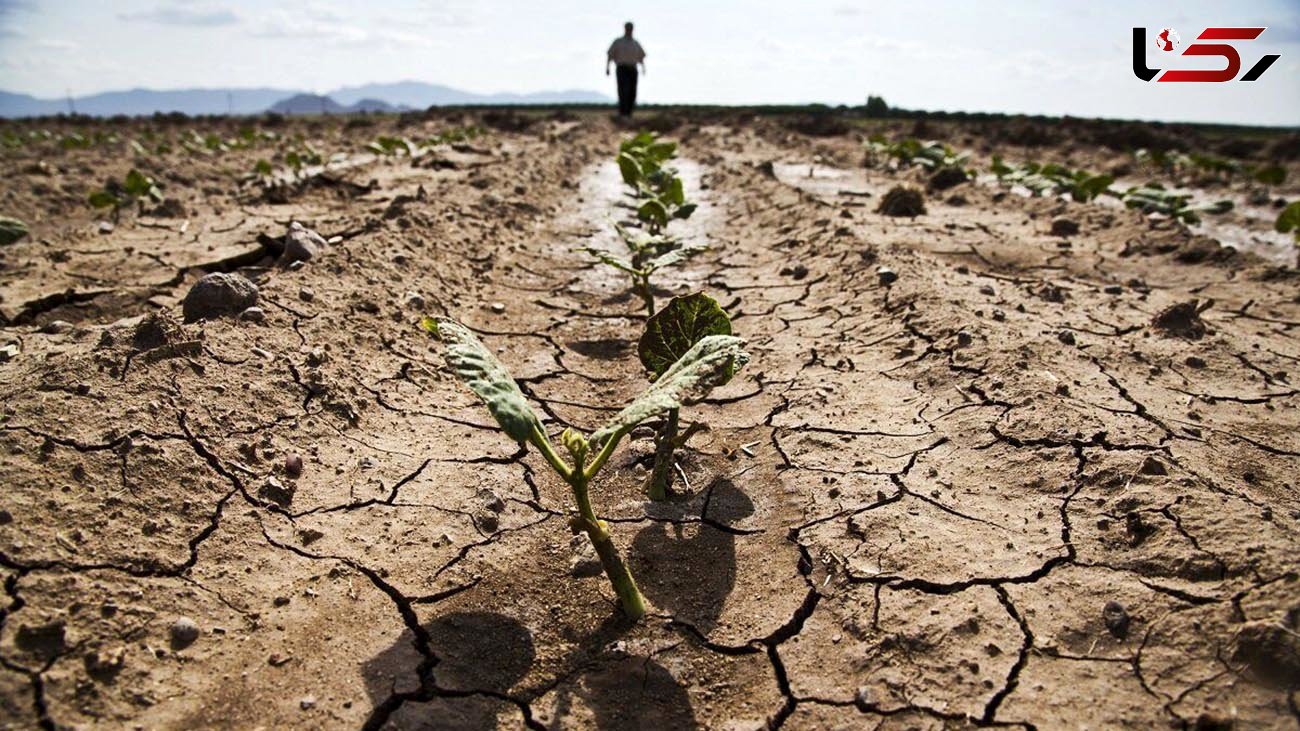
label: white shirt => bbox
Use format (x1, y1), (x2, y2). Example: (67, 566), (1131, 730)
(608, 37), (646, 66)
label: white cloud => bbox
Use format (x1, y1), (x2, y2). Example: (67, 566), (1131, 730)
(248, 9), (438, 48)
(118, 5), (239, 27)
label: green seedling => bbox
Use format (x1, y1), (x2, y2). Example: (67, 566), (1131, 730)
(1275, 201), (1300, 247)
(638, 292), (740, 500)
(424, 318), (749, 620)
(0, 217), (29, 246)
(617, 132), (697, 233)
(88, 169), (164, 219)
(1120, 183), (1233, 224)
(366, 135), (421, 157)
(582, 240), (707, 316)
(1254, 165), (1287, 186)
(865, 135), (969, 171)
(991, 157), (1114, 202)
(1134, 148), (1285, 186)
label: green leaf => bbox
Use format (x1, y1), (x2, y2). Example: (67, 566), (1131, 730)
(665, 177), (685, 206)
(255, 159), (273, 175)
(435, 319), (543, 445)
(1275, 201), (1300, 235)
(990, 155), (1012, 178)
(644, 141), (678, 163)
(88, 190), (119, 209)
(617, 152), (642, 187)
(0, 216), (28, 246)
(672, 202), (697, 220)
(1072, 174), (1114, 202)
(581, 246), (639, 275)
(123, 169), (152, 196)
(591, 335), (749, 450)
(637, 199), (669, 228)
(620, 131), (656, 153)
(642, 239), (708, 273)
(638, 292), (733, 377)
(1254, 165), (1286, 186)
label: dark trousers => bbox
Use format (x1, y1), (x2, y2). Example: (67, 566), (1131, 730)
(616, 65), (638, 116)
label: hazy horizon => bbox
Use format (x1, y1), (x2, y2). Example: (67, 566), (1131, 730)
(1, 0), (1297, 126)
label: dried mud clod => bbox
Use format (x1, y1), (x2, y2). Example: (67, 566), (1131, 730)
(1232, 620), (1300, 688)
(877, 185), (926, 217)
(131, 311), (187, 352)
(1151, 299), (1212, 340)
(927, 165), (969, 192)
(1050, 218), (1080, 237)
(182, 272), (259, 323)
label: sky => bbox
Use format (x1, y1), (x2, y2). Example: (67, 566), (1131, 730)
(0, 0), (1297, 126)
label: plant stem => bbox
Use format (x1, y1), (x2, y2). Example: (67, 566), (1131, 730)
(571, 473), (646, 620)
(646, 408), (678, 501)
(636, 273), (655, 316)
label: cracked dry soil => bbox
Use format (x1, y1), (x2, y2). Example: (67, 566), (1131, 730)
(1, 112), (1298, 730)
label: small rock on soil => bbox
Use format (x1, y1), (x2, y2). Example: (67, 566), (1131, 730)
(182, 273), (259, 323)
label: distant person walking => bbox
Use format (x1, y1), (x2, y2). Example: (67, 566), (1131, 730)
(606, 22), (646, 117)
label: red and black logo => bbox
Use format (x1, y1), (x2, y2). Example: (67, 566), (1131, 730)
(1133, 27), (1279, 82)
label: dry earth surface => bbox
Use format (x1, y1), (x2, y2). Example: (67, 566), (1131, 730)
(1, 110), (1298, 730)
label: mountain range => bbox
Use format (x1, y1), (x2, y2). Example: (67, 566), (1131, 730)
(0, 81), (611, 118)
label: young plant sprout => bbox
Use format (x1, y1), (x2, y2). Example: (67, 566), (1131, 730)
(990, 157), (1115, 202)
(865, 135), (969, 171)
(424, 317), (749, 619)
(581, 235), (707, 316)
(1275, 201), (1300, 263)
(618, 132), (697, 234)
(1119, 183), (1233, 224)
(587, 134), (705, 315)
(88, 169), (164, 220)
(638, 292), (739, 500)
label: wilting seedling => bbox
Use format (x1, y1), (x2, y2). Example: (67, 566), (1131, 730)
(1134, 148), (1286, 186)
(88, 169), (164, 219)
(638, 292), (741, 500)
(424, 318), (748, 619)
(865, 135), (969, 172)
(990, 157), (1114, 202)
(0, 216), (28, 246)
(581, 231), (707, 316)
(1120, 183), (1233, 225)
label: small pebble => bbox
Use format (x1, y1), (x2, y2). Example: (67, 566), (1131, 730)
(299, 287), (315, 302)
(40, 320), (74, 335)
(1102, 601), (1130, 639)
(170, 617), (200, 648)
(285, 453), (303, 478)
(490, 302), (506, 314)
(239, 306), (265, 323)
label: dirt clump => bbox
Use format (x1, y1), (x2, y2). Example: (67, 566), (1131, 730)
(1151, 299), (1211, 339)
(877, 185), (925, 217)
(1233, 620), (1300, 688)
(1050, 218), (1080, 236)
(927, 165), (968, 192)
